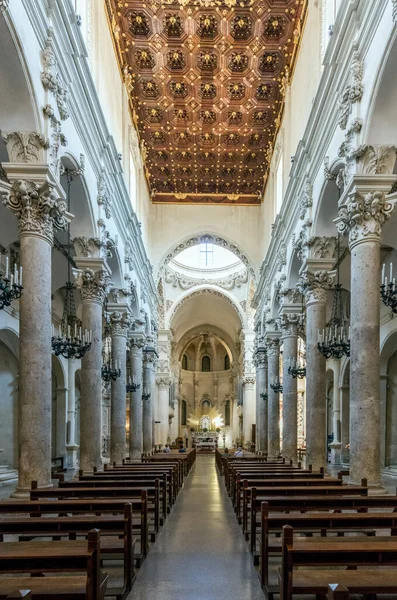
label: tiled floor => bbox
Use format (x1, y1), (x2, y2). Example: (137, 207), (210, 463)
(128, 455), (265, 600)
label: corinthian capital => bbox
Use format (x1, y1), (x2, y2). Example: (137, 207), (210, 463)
(130, 336), (145, 358)
(3, 179), (70, 243)
(109, 311), (131, 337)
(265, 337), (280, 356)
(278, 313), (301, 338)
(297, 270), (334, 304)
(75, 267), (112, 305)
(336, 189), (396, 247)
(156, 376), (172, 388)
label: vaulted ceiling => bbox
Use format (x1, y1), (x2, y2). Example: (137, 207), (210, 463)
(106, 0), (307, 206)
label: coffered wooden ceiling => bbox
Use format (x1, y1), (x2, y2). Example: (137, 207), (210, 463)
(106, 0), (307, 205)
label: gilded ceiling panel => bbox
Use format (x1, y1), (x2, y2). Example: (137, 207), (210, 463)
(106, 0), (307, 205)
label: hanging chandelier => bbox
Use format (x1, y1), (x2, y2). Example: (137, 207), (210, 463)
(142, 387), (151, 401)
(0, 253), (23, 311)
(380, 262), (397, 313)
(101, 302), (121, 382)
(260, 388), (268, 401)
(317, 235), (350, 360)
(126, 348), (141, 392)
(270, 376), (283, 394)
(288, 298), (306, 379)
(51, 172), (92, 360)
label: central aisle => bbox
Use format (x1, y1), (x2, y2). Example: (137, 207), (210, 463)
(130, 455), (264, 599)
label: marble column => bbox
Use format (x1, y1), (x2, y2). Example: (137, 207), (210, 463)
(75, 266), (111, 472)
(329, 358), (342, 465)
(129, 335), (145, 460)
(66, 359), (79, 468)
(254, 348), (268, 453)
(299, 270), (333, 470)
(4, 178), (70, 495)
(280, 315), (300, 463)
(340, 385), (350, 464)
(109, 310), (130, 464)
(142, 348), (157, 454)
(266, 337), (281, 457)
(156, 376), (172, 447)
(337, 180), (397, 487)
(242, 377), (256, 446)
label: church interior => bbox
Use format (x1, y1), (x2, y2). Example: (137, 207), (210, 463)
(1, 0), (397, 598)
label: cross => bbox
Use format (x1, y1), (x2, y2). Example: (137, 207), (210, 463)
(200, 243), (214, 267)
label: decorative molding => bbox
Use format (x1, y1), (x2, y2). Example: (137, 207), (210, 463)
(336, 190), (397, 246)
(275, 242), (287, 272)
(2, 132), (48, 164)
(338, 50), (363, 130)
(98, 219), (118, 259)
(299, 174), (313, 220)
(41, 30), (70, 120)
(109, 310), (131, 337)
(3, 179), (69, 244)
(97, 169), (112, 219)
(73, 236), (101, 258)
(75, 267), (112, 305)
(129, 126), (143, 169)
(278, 312), (301, 337)
(124, 246), (135, 271)
(156, 376), (172, 388)
(393, 0), (397, 23)
(0, 0), (9, 11)
(297, 270), (334, 304)
(165, 266), (248, 291)
(130, 336), (145, 358)
(265, 338), (280, 356)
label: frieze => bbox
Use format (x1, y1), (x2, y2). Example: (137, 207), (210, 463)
(164, 267), (248, 291)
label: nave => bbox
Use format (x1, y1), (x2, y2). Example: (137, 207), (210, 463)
(131, 455), (264, 600)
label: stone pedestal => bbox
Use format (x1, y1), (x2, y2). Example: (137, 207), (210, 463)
(299, 269), (334, 470)
(142, 348), (157, 454)
(266, 337), (281, 457)
(75, 265), (111, 472)
(280, 315), (300, 463)
(242, 377), (256, 446)
(156, 377), (172, 447)
(253, 348), (267, 453)
(109, 309), (130, 464)
(3, 176), (71, 496)
(330, 440), (342, 465)
(336, 178), (397, 488)
(129, 335), (145, 460)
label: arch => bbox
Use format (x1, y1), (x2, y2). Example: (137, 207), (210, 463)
(158, 232), (257, 280)
(224, 354), (230, 370)
(60, 154), (96, 239)
(168, 285), (246, 332)
(381, 329), (397, 376)
(181, 399), (187, 426)
(311, 158), (344, 238)
(182, 354), (188, 370)
(177, 326), (236, 363)
(0, 326), (19, 359)
(201, 355), (211, 372)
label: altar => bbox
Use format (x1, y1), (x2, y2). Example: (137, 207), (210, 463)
(192, 432), (219, 453)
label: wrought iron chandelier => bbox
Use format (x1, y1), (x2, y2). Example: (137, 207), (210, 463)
(51, 172), (92, 360)
(380, 262), (397, 313)
(260, 389), (268, 401)
(317, 235), (350, 360)
(126, 348), (141, 393)
(142, 387), (151, 402)
(0, 252), (23, 311)
(270, 376), (283, 394)
(101, 304), (121, 382)
(288, 298), (306, 379)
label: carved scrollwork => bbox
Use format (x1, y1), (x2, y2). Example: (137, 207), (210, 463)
(297, 270), (334, 304)
(299, 174), (313, 220)
(2, 132), (48, 164)
(338, 50), (363, 130)
(109, 310), (131, 337)
(97, 169), (112, 219)
(337, 190), (396, 246)
(75, 267), (112, 305)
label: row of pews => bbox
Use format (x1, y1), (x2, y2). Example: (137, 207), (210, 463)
(0, 448), (196, 599)
(216, 448), (397, 600)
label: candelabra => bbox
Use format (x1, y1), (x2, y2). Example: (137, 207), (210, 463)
(142, 387), (151, 401)
(260, 389), (268, 401)
(126, 375), (141, 393)
(317, 235), (350, 360)
(287, 357), (306, 379)
(51, 171), (92, 360)
(380, 262), (397, 313)
(270, 376), (283, 394)
(101, 328), (121, 382)
(0, 254), (23, 310)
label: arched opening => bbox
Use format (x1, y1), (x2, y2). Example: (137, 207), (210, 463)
(0, 329), (19, 470)
(225, 399), (231, 426)
(182, 354), (188, 370)
(202, 355), (211, 372)
(181, 399), (187, 426)
(224, 354), (230, 370)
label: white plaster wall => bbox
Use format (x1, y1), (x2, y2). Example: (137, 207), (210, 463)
(0, 341), (18, 468)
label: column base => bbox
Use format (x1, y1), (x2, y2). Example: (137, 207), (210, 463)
(348, 481), (388, 496)
(11, 481), (53, 499)
(66, 443), (79, 470)
(329, 441), (342, 466)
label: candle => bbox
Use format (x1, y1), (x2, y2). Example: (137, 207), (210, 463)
(19, 266), (22, 286)
(390, 262), (393, 282)
(382, 263), (386, 285)
(52, 324), (54, 337)
(385, 276), (388, 287)
(10, 273), (13, 287)
(67, 325), (71, 338)
(5, 256), (9, 279)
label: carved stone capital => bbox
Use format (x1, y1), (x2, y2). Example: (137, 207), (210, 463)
(278, 313), (300, 338)
(242, 377), (256, 387)
(297, 270), (334, 304)
(3, 179), (70, 243)
(130, 336), (146, 358)
(73, 236), (101, 258)
(265, 338), (280, 356)
(253, 349), (267, 368)
(336, 189), (396, 248)
(143, 350), (158, 368)
(109, 310), (131, 337)
(75, 267), (112, 305)
(156, 376), (172, 389)
(2, 132), (48, 164)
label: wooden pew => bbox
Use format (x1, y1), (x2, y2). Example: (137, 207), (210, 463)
(260, 505), (397, 596)
(0, 529), (107, 600)
(229, 464), (311, 499)
(63, 477), (169, 522)
(327, 584), (349, 600)
(30, 483), (161, 536)
(243, 482), (369, 540)
(6, 593), (31, 599)
(279, 526), (397, 600)
(0, 496), (149, 563)
(0, 506), (135, 600)
(107, 462), (182, 492)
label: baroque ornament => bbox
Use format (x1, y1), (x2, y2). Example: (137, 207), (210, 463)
(97, 169), (112, 219)
(109, 310), (131, 337)
(338, 50), (363, 130)
(297, 270), (334, 303)
(0, 0), (9, 11)
(3, 179), (69, 243)
(299, 174), (313, 220)
(2, 132), (48, 164)
(76, 268), (112, 304)
(337, 190), (396, 245)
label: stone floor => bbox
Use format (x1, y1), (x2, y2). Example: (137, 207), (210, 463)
(128, 455), (265, 600)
